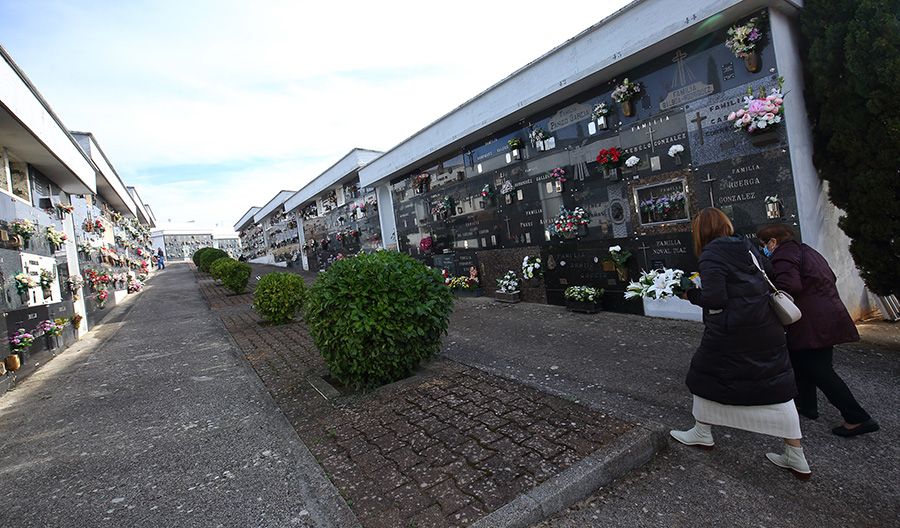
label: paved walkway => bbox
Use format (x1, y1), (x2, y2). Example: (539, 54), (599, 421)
(445, 298), (899, 527)
(0, 263), (355, 528)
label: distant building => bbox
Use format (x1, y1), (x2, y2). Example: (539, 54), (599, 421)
(150, 224), (240, 261)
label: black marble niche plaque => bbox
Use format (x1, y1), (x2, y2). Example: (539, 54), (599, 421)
(691, 147), (797, 231)
(683, 79), (787, 166)
(634, 232), (697, 273)
(619, 111), (690, 177)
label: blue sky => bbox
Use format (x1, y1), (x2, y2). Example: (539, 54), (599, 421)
(0, 0), (631, 229)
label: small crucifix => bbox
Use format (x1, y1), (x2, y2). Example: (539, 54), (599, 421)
(701, 173), (717, 206)
(645, 124), (657, 153)
(637, 241), (652, 269)
(690, 112), (707, 145)
(502, 216), (512, 238)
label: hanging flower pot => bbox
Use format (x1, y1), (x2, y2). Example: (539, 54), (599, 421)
(621, 99), (635, 117)
(743, 51), (761, 73)
(5, 354), (21, 372)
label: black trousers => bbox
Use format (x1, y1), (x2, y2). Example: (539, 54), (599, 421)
(789, 346), (871, 424)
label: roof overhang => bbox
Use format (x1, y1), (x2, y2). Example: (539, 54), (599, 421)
(358, 0), (796, 188)
(127, 186), (155, 227)
(253, 190), (295, 223)
(284, 148), (382, 213)
(234, 206), (261, 231)
(71, 132), (138, 216)
(0, 45), (96, 194)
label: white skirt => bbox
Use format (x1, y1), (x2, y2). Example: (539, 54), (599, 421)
(692, 395), (802, 439)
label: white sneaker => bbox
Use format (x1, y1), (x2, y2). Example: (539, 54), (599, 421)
(766, 445), (812, 480)
(670, 422), (714, 449)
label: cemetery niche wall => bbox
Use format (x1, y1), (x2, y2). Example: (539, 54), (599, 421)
(302, 185), (381, 271)
(390, 11), (798, 315)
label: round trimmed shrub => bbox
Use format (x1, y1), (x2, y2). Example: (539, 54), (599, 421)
(192, 247), (213, 267)
(253, 272), (306, 324)
(210, 257), (235, 281)
(221, 260), (251, 294)
(198, 248), (228, 273)
(304, 251), (453, 389)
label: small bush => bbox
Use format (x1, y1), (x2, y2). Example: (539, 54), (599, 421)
(222, 260), (251, 294)
(304, 251), (453, 389)
(210, 257), (235, 281)
(198, 248), (228, 273)
(253, 272), (306, 324)
(192, 247), (213, 267)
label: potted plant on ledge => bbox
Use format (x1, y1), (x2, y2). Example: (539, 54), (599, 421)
(507, 138), (523, 161)
(495, 271), (521, 303)
(564, 286), (604, 313)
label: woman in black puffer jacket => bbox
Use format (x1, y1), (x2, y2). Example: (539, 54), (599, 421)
(670, 208), (810, 479)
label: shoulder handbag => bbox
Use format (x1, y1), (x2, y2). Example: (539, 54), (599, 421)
(748, 250), (802, 325)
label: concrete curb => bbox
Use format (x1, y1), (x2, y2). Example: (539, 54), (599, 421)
(471, 423), (668, 528)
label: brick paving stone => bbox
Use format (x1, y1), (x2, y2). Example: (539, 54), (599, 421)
(385, 446), (423, 471)
(427, 478), (474, 515)
(453, 439), (496, 465)
(195, 267), (634, 528)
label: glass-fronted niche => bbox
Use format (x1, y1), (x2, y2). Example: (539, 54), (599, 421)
(391, 10), (800, 278)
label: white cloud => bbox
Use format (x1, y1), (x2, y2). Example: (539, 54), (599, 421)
(0, 0), (632, 228)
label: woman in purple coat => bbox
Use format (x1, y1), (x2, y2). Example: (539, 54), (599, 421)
(757, 224), (878, 437)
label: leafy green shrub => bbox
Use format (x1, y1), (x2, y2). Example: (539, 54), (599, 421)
(198, 248), (228, 273)
(192, 247), (213, 267)
(221, 260), (251, 294)
(304, 251), (453, 389)
(210, 257), (235, 281)
(253, 272), (306, 324)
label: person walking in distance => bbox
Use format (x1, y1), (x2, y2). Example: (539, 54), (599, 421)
(757, 224), (878, 437)
(670, 208), (811, 479)
(156, 248), (165, 270)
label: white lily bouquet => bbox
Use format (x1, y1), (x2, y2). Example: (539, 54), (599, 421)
(624, 268), (700, 301)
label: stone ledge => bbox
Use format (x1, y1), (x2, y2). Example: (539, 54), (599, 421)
(471, 424), (667, 528)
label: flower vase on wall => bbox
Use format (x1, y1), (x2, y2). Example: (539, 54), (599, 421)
(5, 354), (21, 372)
(621, 100), (635, 117)
(743, 51), (761, 73)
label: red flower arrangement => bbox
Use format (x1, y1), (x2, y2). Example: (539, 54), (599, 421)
(595, 147), (623, 169)
(419, 235), (434, 253)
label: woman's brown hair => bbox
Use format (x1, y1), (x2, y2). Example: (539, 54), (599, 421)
(691, 207), (735, 256)
(756, 224), (796, 244)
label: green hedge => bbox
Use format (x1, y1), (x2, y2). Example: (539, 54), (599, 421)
(304, 251), (453, 389)
(192, 247), (214, 267)
(222, 260), (252, 294)
(253, 272), (306, 324)
(198, 248), (228, 273)
(210, 257), (235, 281)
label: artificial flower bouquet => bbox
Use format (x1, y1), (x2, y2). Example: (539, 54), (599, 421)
(522, 256), (542, 279)
(549, 207), (590, 237)
(564, 286), (603, 303)
(595, 147), (623, 169)
(496, 271), (520, 293)
(727, 78), (785, 134)
(624, 268), (700, 301)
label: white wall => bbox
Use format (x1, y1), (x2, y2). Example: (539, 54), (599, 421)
(375, 184), (397, 250)
(770, 8), (873, 319)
